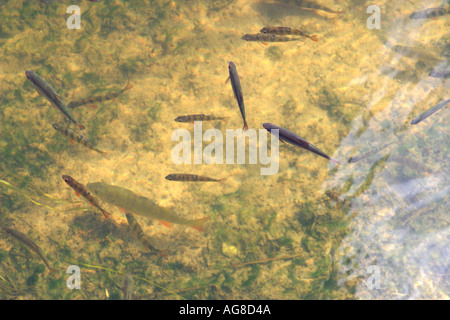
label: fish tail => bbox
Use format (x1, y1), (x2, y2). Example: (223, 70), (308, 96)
(77, 123), (86, 130)
(101, 210), (112, 219)
(243, 121), (248, 132)
(190, 217), (208, 232)
(330, 158), (341, 165)
(124, 82), (134, 91)
(310, 35), (319, 42)
(219, 177), (227, 185)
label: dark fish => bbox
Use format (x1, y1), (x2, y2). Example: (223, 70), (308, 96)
(2, 226), (55, 272)
(165, 173), (226, 184)
(62, 175), (111, 218)
(263, 123), (340, 164)
(409, 6), (449, 19)
(429, 69), (450, 78)
(52, 123), (106, 155)
(260, 27), (318, 42)
(122, 273), (134, 300)
(86, 182), (207, 231)
(296, 0), (343, 14)
(411, 99), (450, 125)
(26, 71), (85, 130)
(67, 83), (133, 109)
(242, 33), (302, 43)
(125, 212), (161, 254)
(227, 62), (248, 131)
(174, 114), (228, 123)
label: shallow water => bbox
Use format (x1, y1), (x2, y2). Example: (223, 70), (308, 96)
(0, 0), (448, 300)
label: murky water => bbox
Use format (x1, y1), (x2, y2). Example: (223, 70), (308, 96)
(0, 0), (448, 300)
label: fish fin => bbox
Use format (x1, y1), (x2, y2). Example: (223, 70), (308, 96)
(219, 178), (227, 185)
(77, 123), (86, 130)
(158, 249), (169, 257)
(260, 42), (268, 46)
(101, 210), (111, 219)
(225, 76), (230, 84)
(310, 35), (319, 42)
(120, 208), (126, 213)
(89, 202), (95, 207)
(330, 158), (341, 165)
(89, 104), (98, 109)
(190, 217), (208, 232)
(159, 221), (172, 228)
(125, 83), (134, 90)
(74, 191), (80, 197)
(68, 139), (74, 145)
(243, 121), (248, 132)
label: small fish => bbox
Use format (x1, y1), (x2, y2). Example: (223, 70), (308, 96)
(227, 62), (248, 131)
(429, 69), (450, 78)
(67, 82), (133, 109)
(125, 212), (160, 254)
(409, 6), (449, 19)
(2, 226), (55, 272)
(52, 123), (106, 155)
(25, 71), (85, 130)
(62, 175), (111, 218)
(411, 99), (450, 125)
(263, 123), (340, 164)
(165, 173), (226, 184)
(242, 33), (302, 43)
(174, 114), (228, 123)
(87, 182), (207, 231)
(260, 27), (318, 42)
(122, 273), (134, 300)
(391, 45), (443, 64)
(325, 190), (345, 203)
(348, 142), (395, 163)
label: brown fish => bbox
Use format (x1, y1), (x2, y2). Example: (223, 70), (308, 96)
(62, 175), (111, 218)
(165, 174), (226, 184)
(67, 82), (133, 109)
(260, 27), (318, 42)
(242, 33), (303, 44)
(2, 226), (55, 272)
(125, 212), (166, 256)
(174, 114), (229, 123)
(52, 123), (106, 155)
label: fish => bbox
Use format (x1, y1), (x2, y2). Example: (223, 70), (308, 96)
(263, 123), (340, 164)
(2, 226), (55, 272)
(409, 6), (449, 19)
(260, 27), (318, 42)
(122, 273), (134, 300)
(62, 175), (111, 218)
(125, 212), (163, 255)
(227, 62), (248, 131)
(429, 69), (450, 78)
(87, 182), (207, 231)
(52, 123), (106, 155)
(411, 99), (450, 125)
(25, 71), (85, 130)
(67, 82), (133, 109)
(348, 141), (395, 163)
(242, 33), (303, 43)
(325, 190), (345, 203)
(165, 173), (226, 184)
(174, 114), (228, 123)
(390, 45), (443, 64)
